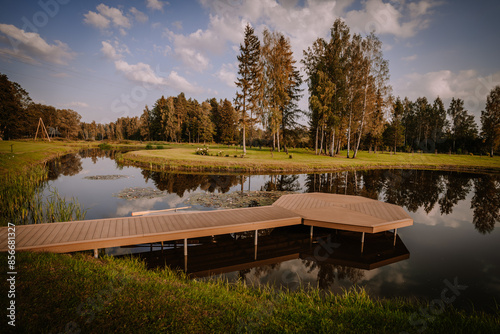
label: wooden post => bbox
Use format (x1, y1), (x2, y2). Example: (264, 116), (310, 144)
(393, 228), (397, 246)
(161, 241), (164, 251)
(361, 232), (365, 253)
(254, 230), (258, 246)
(184, 238), (188, 256)
(310, 226), (314, 240)
(94, 249), (98, 258)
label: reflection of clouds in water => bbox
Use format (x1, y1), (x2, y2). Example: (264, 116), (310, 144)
(413, 193), (474, 229)
(358, 262), (411, 296)
(244, 259), (320, 289)
(79, 169), (90, 175)
(115, 193), (187, 216)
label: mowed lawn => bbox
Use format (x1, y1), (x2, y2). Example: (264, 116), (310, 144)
(124, 144), (500, 172)
(0, 140), (87, 173)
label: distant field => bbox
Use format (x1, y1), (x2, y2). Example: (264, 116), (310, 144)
(123, 143), (500, 173)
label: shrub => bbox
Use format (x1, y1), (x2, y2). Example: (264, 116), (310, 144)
(98, 143), (112, 150)
(145, 144), (153, 150)
(195, 147), (209, 155)
(156, 145), (164, 149)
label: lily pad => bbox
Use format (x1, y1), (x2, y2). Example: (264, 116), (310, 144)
(84, 175), (130, 180)
(114, 187), (168, 200)
(186, 190), (296, 209)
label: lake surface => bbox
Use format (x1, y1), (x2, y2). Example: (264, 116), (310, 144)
(44, 149), (500, 312)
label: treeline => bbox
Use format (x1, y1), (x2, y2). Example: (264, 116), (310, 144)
(301, 19), (499, 156)
(0, 74), (81, 140)
(81, 92), (308, 147)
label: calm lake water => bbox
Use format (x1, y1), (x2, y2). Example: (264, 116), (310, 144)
(44, 149), (500, 312)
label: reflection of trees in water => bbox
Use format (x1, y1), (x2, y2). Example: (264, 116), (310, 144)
(303, 259), (364, 289)
(471, 175), (500, 234)
(439, 176), (472, 215)
(262, 174), (301, 192)
(304, 170), (500, 233)
(141, 171), (240, 197)
(47, 153), (83, 180)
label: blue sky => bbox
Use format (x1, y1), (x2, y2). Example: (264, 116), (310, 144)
(0, 0), (499, 124)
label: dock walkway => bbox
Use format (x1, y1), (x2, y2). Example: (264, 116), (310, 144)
(0, 193), (413, 256)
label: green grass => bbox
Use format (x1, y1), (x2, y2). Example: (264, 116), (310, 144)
(2, 251), (498, 333)
(0, 140), (93, 174)
(123, 143), (500, 173)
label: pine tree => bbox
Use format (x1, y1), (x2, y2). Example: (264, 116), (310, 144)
(481, 86), (500, 157)
(235, 24), (261, 154)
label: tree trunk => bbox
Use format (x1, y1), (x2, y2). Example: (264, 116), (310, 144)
(315, 125), (319, 155)
(277, 127), (280, 153)
(320, 124), (324, 155)
(347, 108), (352, 158)
(330, 128), (335, 157)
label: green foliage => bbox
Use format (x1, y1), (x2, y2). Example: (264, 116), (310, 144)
(0, 165), (86, 226)
(98, 143), (112, 150)
(156, 145), (164, 149)
(481, 85), (500, 157)
(145, 143), (153, 150)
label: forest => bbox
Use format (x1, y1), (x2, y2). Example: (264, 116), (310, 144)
(0, 19), (498, 156)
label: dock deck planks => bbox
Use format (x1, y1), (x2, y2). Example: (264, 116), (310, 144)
(0, 193), (413, 254)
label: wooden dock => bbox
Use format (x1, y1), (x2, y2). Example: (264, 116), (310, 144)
(0, 193), (413, 256)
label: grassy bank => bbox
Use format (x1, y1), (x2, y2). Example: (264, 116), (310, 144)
(2, 251), (498, 333)
(0, 140), (92, 174)
(123, 144), (500, 173)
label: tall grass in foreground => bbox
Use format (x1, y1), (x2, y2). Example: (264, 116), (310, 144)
(0, 165), (86, 226)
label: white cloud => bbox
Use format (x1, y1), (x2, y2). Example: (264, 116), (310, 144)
(344, 0), (442, 38)
(101, 41), (120, 60)
(216, 63), (237, 87)
(100, 40), (130, 60)
(130, 7), (149, 23)
(66, 101), (90, 108)
(0, 24), (75, 65)
(84, 4), (132, 33)
(115, 59), (165, 85)
(396, 69), (500, 120)
(83, 10), (110, 29)
(113, 59), (203, 94)
(96, 4), (131, 29)
(147, 0), (166, 11)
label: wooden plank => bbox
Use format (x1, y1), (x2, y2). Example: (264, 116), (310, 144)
(62, 219), (87, 243)
(76, 221), (93, 241)
(22, 224), (53, 247)
(92, 221), (105, 241)
(15, 225), (41, 245)
(41, 222), (72, 246)
(106, 219), (117, 239)
(122, 219), (131, 237)
(83, 221), (98, 241)
(100, 220), (111, 239)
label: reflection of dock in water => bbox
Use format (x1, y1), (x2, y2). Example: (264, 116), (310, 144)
(128, 227), (410, 277)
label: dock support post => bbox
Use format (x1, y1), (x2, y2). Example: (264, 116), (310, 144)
(184, 238), (188, 256)
(361, 232), (365, 253)
(393, 228), (397, 246)
(161, 241), (164, 251)
(94, 249), (98, 258)
(254, 230), (258, 260)
(310, 226), (314, 240)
